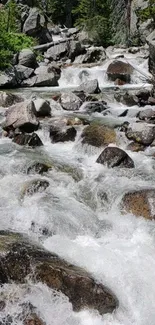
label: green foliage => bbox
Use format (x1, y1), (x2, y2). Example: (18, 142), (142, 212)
(136, 0), (155, 23)
(73, 0), (112, 46)
(0, 2), (35, 70)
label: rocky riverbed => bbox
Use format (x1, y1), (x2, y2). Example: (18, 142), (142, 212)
(0, 46), (155, 325)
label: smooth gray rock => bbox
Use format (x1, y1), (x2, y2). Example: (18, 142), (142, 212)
(126, 123), (155, 145)
(22, 65), (59, 87)
(18, 49), (37, 68)
(138, 108), (155, 120)
(96, 146), (134, 168)
(15, 64), (34, 81)
(77, 79), (101, 94)
(45, 42), (68, 60)
(60, 92), (82, 111)
(3, 100), (39, 133)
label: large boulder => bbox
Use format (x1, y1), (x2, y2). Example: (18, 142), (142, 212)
(23, 7), (53, 44)
(96, 146), (134, 168)
(18, 49), (37, 68)
(45, 42), (68, 61)
(22, 65), (59, 87)
(147, 31), (155, 75)
(81, 124), (116, 147)
(121, 189), (155, 220)
(77, 79), (101, 94)
(50, 126), (77, 143)
(68, 40), (85, 61)
(3, 100), (39, 133)
(13, 133), (43, 147)
(0, 231), (118, 314)
(33, 98), (51, 117)
(125, 123), (155, 146)
(14, 64), (34, 82)
(74, 46), (106, 64)
(0, 92), (23, 107)
(107, 60), (133, 83)
(60, 92), (82, 111)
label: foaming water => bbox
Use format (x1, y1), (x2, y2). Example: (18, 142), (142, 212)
(1, 49), (155, 325)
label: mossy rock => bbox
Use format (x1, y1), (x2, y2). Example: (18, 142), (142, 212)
(81, 123), (117, 147)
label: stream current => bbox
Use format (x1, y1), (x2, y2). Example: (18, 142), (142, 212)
(0, 47), (155, 325)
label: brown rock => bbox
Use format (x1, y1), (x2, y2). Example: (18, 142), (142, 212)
(126, 142), (145, 152)
(24, 313), (45, 325)
(81, 124), (116, 147)
(121, 189), (155, 219)
(114, 79), (126, 86)
(107, 61), (133, 83)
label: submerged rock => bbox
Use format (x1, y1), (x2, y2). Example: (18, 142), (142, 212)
(80, 101), (107, 113)
(50, 126), (77, 143)
(20, 179), (49, 198)
(3, 100), (39, 133)
(107, 60), (133, 83)
(27, 162), (51, 174)
(13, 133), (43, 147)
(81, 124), (116, 147)
(126, 142), (145, 152)
(24, 313), (45, 325)
(121, 189), (155, 220)
(125, 123), (155, 146)
(0, 231), (118, 315)
(96, 146), (134, 168)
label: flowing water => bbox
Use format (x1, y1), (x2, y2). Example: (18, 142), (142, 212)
(0, 48), (155, 325)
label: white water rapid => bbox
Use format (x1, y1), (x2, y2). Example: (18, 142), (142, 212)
(0, 47), (155, 325)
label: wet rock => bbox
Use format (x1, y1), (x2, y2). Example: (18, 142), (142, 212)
(81, 124), (116, 147)
(121, 189), (155, 219)
(80, 101), (107, 113)
(74, 46), (106, 64)
(33, 98), (51, 117)
(13, 133), (43, 147)
(66, 117), (85, 126)
(18, 49), (37, 68)
(126, 142), (145, 152)
(136, 89), (151, 106)
(50, 126), (77, 143)
(77, 79), (101, 94)
(15, 64), (34, 82)
(60, 92), (82, 111)
(27, 162), (51, 174)
(0, 69), (18, 88)
(0, 92), (23, 107)
(45, 42), (68, 61)
(114, 91), (138, 107)
(107, 60), (133, 83)
(24, 313), (45, 325)
(114, 78), (126, 86)
(96, 146), (134, 168)
(138, 108), (155, 121)
(0, 231), (118, 315)
(125, 123), (155, 146)
(148, 97), (155, 106)
(3, 100), (39, 133)
(22, 65), (59, 87)
(20, 179), (49, 198)
(69, 40), (85, 61)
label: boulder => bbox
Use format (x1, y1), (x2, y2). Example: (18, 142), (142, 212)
(50, 126), (77, 143)
(45, 42), (68, 61)
(74, 46), (106, 64)
(77, 79), (101, 94)
(68, 40), (85, 61)
(80, 101), (107, 113)
(22, 66), (59, 87)
(126, 142), (145, 152)
(3, 100), (39, 133)
(60, 92), (82, 111)
(23, 7), (53, 44)
(96, 146), (134, 168)
(81, 124), (116, 147)
(121, 189), (155, 220)
(107, 60), (133, 83)
(138, 108), (155, 121)
(147, 31), (155, 75)
(13, 133), (43, 147)
(0, 69), (17, 88)
(33, 98), (51, 117)
(27, 162), (51, 174)
(20, 179), (49, 198)
(125, 123), (155, 146)
(0, 231), (118, 314)
(0, 92), (23, 107)
(15, 64), (34, 82)
(18, 49), (37, 68)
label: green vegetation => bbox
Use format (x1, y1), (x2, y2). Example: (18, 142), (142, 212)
(136, 0), (155, 24)
(0, 1), (34, 69)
